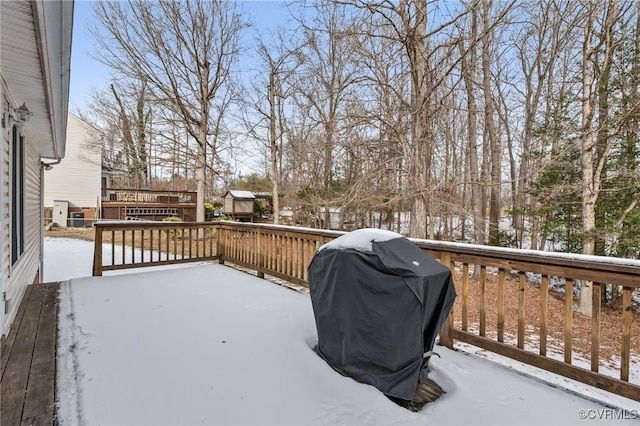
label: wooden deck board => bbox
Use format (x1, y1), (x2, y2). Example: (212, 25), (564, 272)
(1, 283), (59, 426)
(1, 285), (33, 376)
(22, 284), (58, 425)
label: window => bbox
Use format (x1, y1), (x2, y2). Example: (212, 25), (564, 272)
(10, 124), (25, 266)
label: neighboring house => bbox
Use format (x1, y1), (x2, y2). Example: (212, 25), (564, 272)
(101, 165), (113, 191)
(44, 113), (102, 227)
(1, 1), (73, 336)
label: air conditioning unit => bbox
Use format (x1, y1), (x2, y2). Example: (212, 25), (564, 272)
(69, 212), (85, 227)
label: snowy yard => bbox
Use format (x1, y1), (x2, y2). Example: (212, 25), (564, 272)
(45, 237), (639, 425)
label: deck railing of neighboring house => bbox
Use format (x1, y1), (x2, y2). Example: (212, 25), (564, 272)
(92, 221), (640, 403)
(101, 188), (197, 204)
(101, 188), (198, 221)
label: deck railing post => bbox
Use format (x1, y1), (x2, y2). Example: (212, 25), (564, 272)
(621, 286), (632, 381)
(217, 225), (225, 265)
(591, 282), (601, 372)
(438, 251), (454, 348)
(92, 224), (103, 276)
(257, 228), (264, 278)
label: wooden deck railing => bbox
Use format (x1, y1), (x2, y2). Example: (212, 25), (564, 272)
(92, 221), (640, 403)
(92, 221), (218, 276)
(101, 188), (196, 204)
(215, 222), (343, 285)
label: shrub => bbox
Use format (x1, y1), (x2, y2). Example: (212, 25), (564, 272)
(162, 216), (183, 237)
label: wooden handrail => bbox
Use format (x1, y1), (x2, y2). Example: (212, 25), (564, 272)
(92, 221), (219, 276)
(92, 220), (640, 403)
(101, 188), (197, 204)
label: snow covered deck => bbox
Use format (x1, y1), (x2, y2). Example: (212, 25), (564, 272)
(4, 261), (639, 425)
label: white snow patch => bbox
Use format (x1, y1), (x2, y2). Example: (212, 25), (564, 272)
(44, 237), (207, 282)
(226, 190), (255, 199)
(46, 238), (640, 425)
(55, 280), (83, 426)
(411, 237), (640, 268)
(319, 228), (403, 252)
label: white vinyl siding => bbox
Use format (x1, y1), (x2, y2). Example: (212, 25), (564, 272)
(1, 0), (73, 337)
(43, 114), (101, 209)
(2, 100), (9, 333)
(3, 135), (42, 331)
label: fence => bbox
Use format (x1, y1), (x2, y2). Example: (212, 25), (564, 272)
(93, 221), (640, 403)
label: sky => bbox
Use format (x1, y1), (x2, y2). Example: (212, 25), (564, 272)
(68, 1), (293, 176)
(68, 1), (291, 114)
(45, 237), (640, 425)
(68, 1), (107, 113)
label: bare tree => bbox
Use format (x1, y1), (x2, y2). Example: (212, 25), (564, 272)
(479, 0), (502, 245)
(289, 1), (365, 229)
(342, 0), (508, 239)
(110, 82), (150, 188)
(459, 1), (484, 245)
(509, 1), (580, 249)
(245, 33), (302, 224)
(337, 0), (437, 238)
(85, 80), (151, 188)
(578, 0), (619, 316)
(91, 0), (247, 222)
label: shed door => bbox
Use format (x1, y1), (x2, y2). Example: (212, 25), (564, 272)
(53, 200), (69, 227)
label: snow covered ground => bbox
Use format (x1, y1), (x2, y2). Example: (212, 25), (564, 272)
(45, 237), (639, 425)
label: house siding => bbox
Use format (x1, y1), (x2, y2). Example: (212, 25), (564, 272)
(2, 134), (42, 332)
(1, 0), (73, 337)
(1, 95), (9, 337)
(43, 113), (101, 211)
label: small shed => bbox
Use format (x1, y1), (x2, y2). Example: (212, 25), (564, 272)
(222, 190), (255, 221)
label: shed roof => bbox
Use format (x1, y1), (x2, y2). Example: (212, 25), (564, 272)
(225, 190), (255, 199)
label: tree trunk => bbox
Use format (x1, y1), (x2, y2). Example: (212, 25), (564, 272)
(196, 126), (207, 224)
(269, 73), (280, 225)
(408, 0), (430, 239)
(461, 5), (483, 246)
(578, 4), (598, 317)
(482, 0), (502, 246)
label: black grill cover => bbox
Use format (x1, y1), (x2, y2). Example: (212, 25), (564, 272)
(308, 229), (456, 401)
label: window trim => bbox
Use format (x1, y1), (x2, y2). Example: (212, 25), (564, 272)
(10, 123), (26, 269)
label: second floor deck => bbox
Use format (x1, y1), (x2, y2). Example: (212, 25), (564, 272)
(101, 188), (197, 222)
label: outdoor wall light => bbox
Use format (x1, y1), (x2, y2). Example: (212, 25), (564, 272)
(2, 103), (33, 128)
(14, 103), (33, 124)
